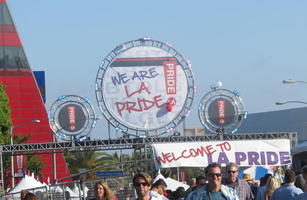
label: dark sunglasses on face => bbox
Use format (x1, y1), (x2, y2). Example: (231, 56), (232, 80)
(209, 173), (222, 178)
(134, 182), (148, 187)
(228, 170), (237, 174)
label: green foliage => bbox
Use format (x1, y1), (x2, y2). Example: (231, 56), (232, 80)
(0, 85), (12, 144)
(64, 150), (120, 179)
(120, 149), (154, 175)
(64, 149), (154, 181)
(0, 84), (44, 183)
(26, 153), (45, 178)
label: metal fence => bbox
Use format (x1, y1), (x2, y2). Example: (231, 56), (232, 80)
(2, 176), (136, 200)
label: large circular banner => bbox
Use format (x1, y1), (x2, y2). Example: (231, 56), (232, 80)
(95, 38), (194, 137)
(49, 95), (96, 140)
(198, 89), (246, 134)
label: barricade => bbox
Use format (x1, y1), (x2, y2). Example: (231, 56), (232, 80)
(2, 176), (135, 200)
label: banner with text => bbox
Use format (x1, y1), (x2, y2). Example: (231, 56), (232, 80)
(152, 139), (291, 169)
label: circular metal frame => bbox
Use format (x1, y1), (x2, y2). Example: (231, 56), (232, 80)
(198, 89), (246, 134)
(49, 95), (96, 141)
(95, 38), (195, 137)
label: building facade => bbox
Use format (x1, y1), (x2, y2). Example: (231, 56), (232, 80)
(0, 0), (70, 185)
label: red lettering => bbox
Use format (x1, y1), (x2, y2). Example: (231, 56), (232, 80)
(140, 98), (155, 111)
(164, 61), (177, 95)
(217, 100), (225, 124)
(124, 82), (150, 97)
(155, 145), (216, 165)
(216, 142), (232, 152)
(154, 95), (163, 108)
(165, 153), (173, 163)
(156, 152), (170, 164)
(206, 145), (217, 155)
(182, 150), (189, 158)
(115, 95), (163, 116)
(126, 101), (142, 113)
(68, 106), (76, 131)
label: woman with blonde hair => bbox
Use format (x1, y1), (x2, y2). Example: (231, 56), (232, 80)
(264, 176), (280, 200)
(92, 181), (116, 200)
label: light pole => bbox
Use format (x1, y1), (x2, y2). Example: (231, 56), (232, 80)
(276, 79), (307, 106)
(10, 119), (40, 188)
(275, 101), (307, 105)
(282, 79), (307, 84)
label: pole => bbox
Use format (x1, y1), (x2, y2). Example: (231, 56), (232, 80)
(9, 120), (40, 188)
(108, 122), (111, 140)
(10, 127), (14, 188)
(183, 118), (186, 135)
(0, 149), (4, 194)
(52, 134), (57, 183)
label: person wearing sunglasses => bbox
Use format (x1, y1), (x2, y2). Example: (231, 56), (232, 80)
(222, 163), (254, 200)
(133, 172), (154, 200)
(185, 163), (239, 200)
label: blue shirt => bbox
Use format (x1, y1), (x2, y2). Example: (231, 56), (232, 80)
(185, 185), (239, 200)
(256, 186), (266, 200)
(271, 184), (303, 200)
(296, 192), (307, 200)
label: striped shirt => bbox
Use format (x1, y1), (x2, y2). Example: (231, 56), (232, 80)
(222, 178), (254, 200)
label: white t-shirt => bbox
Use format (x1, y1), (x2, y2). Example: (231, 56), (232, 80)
(150, 190), (169, 200)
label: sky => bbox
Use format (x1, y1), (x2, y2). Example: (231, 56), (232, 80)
(7, 0), (307, 139)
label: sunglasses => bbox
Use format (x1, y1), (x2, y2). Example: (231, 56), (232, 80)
(208, 173), (222, 178)
(134, 182), (148, 187)
(228, 170), (237, 174)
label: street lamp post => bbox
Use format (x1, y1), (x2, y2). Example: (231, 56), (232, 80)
(275, 101), (307, 105)
(283, 79), (307, 84)
(10, 119), (40, 188)
(276, 79), (307, 106)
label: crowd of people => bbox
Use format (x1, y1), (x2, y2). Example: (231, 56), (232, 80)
(20, 190), (38, 200)
(130, 163), (307, 200)
(18, 163), (307, 200)
(86, 162), (304, 200)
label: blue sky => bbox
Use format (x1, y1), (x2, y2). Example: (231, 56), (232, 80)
(7, 0), (307, 139)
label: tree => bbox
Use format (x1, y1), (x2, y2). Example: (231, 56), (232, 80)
(0, 85), (44, 187)
(0, 85), (11, 144)
(26, 153), (45, 178)
(64, 150), (120, 179)
(0, 85), (12, 190)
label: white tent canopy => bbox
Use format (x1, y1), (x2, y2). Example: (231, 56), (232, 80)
(65, 186), (78, 198)
(292, 141), (307, 155)
(9, 174), (45, 194)
(72, 183), (82, 197)
(154, 171), (190, 191)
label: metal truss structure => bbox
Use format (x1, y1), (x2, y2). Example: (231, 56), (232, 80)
(0, 132), (297, 154)
(0, 132), (297, 193)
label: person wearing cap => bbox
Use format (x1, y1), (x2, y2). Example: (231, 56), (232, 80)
(242, 173), (259, 198)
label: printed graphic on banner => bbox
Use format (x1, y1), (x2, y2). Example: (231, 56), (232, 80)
(102, 46), (188, 130)
(49, 95), (96, 140)
(58, 104), (86, 132)
(152, 139), (291, 169)
(163, 61), (177, 95)
(207, 98), (235, 126)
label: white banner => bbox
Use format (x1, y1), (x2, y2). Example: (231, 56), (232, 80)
(152, 139), (291, 169)
(102, 46), (188, 130)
